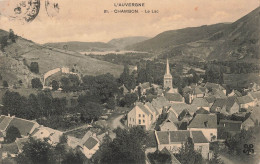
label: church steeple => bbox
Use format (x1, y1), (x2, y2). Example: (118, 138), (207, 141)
(164, 58), (172, 89)
(166, 58), (170, 75)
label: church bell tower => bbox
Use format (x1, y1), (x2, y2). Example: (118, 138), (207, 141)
(164, 58), (173, 89)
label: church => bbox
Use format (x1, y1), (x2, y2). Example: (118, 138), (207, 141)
(163, 59), (184, 103)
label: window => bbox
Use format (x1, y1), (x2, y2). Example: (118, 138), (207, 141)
(139, 114), (141, 117)
(143, 120), (145, 123)
(139, 119), (141, 124)
(143, 114), (145, 117)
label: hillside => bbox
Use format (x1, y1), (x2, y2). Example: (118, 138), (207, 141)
(0, 32), (124, 88)
(127, 7), (260, 62)
(44, 41), (115, 52)
(108, 36), (150, 50)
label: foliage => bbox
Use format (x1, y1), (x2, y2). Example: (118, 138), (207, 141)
(61, 150), (84, 164)
(147, 150), (172, 164)
(51, 80), (59, 90)
(119, 65), (136, 90)
(60, 75), (80, 92)
(95, 126), (148, 164)
(16, 138), (55, 164)
(31, 78), (43, 89)
(175, 137), (204, 164)
(5, 126), (21, 143)
(79, 102), (103, 123)
(119, 93), (138, 107)
(0, 73), (2, 80)
(3, 80), (8, 88)
(0, 35), (8, 50)
(30, 62), (39, 74)
(225, 128), (255, 155)
(9, 29), (16, 43)
(82, 73), (119, 104)
(209, 143), (223, 164)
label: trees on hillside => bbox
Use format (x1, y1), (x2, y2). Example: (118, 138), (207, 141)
(79, 102), (103, 123)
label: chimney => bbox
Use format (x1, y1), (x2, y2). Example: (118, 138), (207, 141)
(204, 121), (208, 128)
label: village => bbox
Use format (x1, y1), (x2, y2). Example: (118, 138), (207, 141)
(0, 58), (260, 163)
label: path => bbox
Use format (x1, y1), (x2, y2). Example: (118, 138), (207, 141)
(63, 124), (90, 134)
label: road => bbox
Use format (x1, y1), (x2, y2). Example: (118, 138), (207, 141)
(107, 114), (125, 130)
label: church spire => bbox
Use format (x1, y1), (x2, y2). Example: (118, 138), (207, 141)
(166, 58), (170, 75)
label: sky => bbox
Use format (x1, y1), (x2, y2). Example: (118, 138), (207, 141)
(0, 0), (259, 44)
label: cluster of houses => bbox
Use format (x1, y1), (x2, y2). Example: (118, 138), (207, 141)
(127, 59), (260, 161)
(0, 114), (103, 160)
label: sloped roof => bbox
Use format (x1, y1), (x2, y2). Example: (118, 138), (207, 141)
(219, 120), (242, 132)
(156, 130), (208, 145)
(16, 137), (29, 151)
(169, 131), (190, 143)
(205, 82), (221, 90)
(7, 118), (38, 136)
(196, 108), (210, 114)
(192, 98), (210, 107)
(249, 91), (260, 100)
(0, 115), (13, 131)
(167, 111), (179, 123)
(188, 114), (217, 129)
(1, 142), (19, 154)
(165, 93), (183, 102)
(205, 96), (216, 104)
(237, 95), (254, 104)
(137, 103), (152, 116)
(140, 82), (150, 89)
(192, 131), (209, 143)
(151, 96), (170, 111)
(83, 137), (99, 150)
(210, 98), (227, 112)
(212, 90), (227, 99)
(145, 103), (159, 115)
(249, 106), (260, 123)
(156, 131), (169, 144)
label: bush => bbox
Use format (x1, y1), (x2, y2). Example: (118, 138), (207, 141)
(3, 80), (8, 88)
(31, 78), (43, 89)
(30, 62), (39, 74)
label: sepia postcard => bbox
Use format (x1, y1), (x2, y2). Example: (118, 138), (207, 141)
(0, 0), (259, 163)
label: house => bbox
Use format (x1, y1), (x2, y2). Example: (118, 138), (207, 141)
(205, 96), (216, 108)
(31, 126), (63, 145)
(135, 82), (151, 95)
(248, 106), (260, 126)
(242, 117), (255, 130)
(159, 147), (181, 164)
(79, 131), (100, 159)
(159, 111), (178, 131)
(169, 103), (197, 117)
(248, 91), (260, 105)
(210, 97), (239, 115)
(228, 90), (242, 97)
(237, 95), (256, 110)
(127, 103), (153, 130)
(205, 82), (226, 95)
(191, 98), (210, 111)
(0, 142), (19, 159)
(151, 96), (171, 114)
(0, 115), (39, 137)
(155, 130), (209, 159)
(15, 137), (29, 153)
(164, 92), (184, 104)
(187, 114), (217, 142)
(6, 117), (39, 137)
(218, 120), (242, 139)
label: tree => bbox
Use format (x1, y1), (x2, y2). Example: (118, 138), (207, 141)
(0, 73), (2, 80)
(9, 29), (16, 43)
(79, 102), (103, 123)
(31, 78), (43, 89)
(175, 137), (203, 164)
(121, 93), (138, 107)
(30, 62), (39, 74)
(51, 80), (59, 90)
(209, 144), (223, 164)
(5, 126), (21, 143)
(98, 127), (148, 164)
(0, 35), (8, 50)
(16, 138), (55, 164)
(61, 150), (84, 164)
(3, 80), (8, 88)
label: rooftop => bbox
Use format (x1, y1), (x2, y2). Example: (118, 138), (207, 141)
(188, 114), (217, 129)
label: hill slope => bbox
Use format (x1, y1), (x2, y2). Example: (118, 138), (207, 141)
(127, 7), (260, 62)
(0, 32), (124, 87)
(108, 36), (150, 50)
